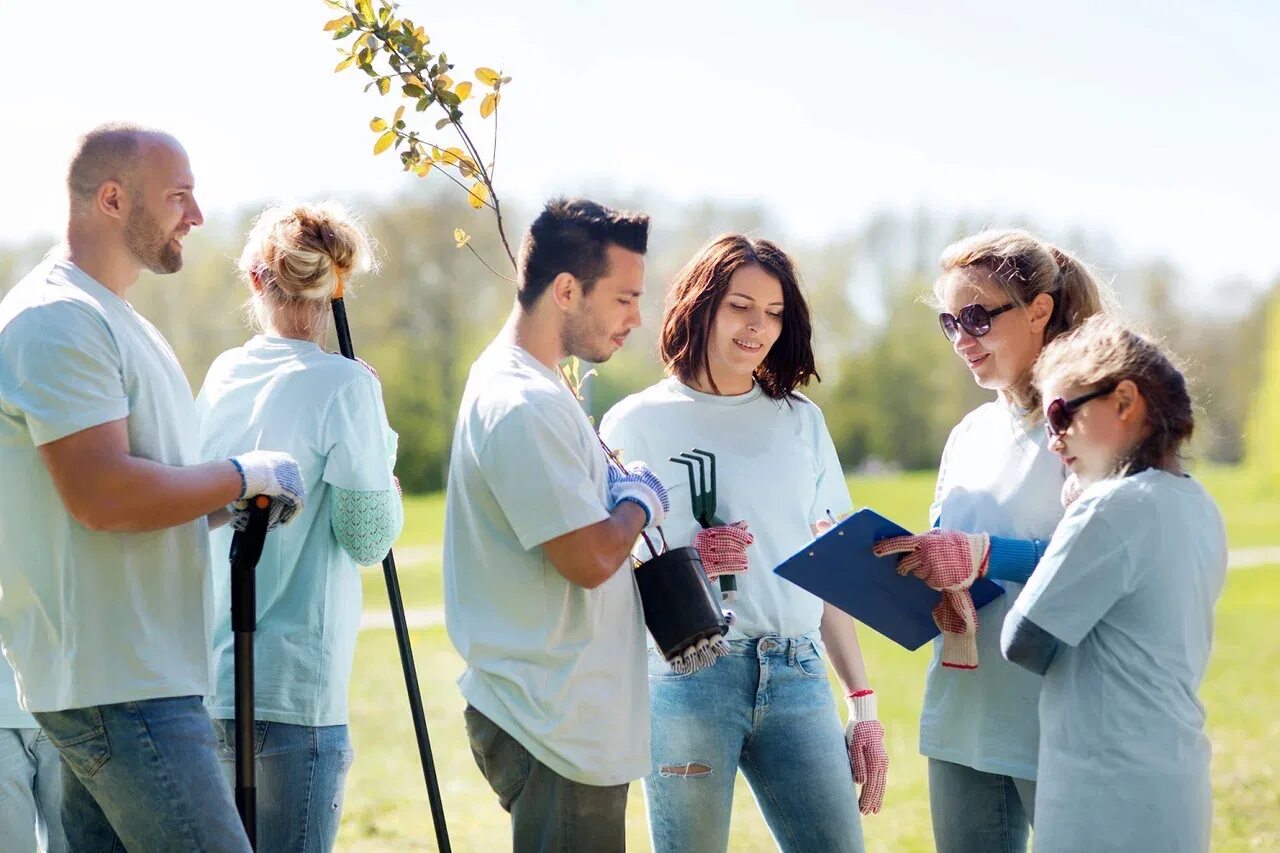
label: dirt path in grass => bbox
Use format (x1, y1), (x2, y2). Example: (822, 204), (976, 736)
(358, 545), (1280, 631)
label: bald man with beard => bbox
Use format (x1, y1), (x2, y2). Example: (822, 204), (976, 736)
(0, 124), (306, 851)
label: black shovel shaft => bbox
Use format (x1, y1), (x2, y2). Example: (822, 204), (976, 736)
(230, 499), (271, 850)
(331, 297), (452, 852)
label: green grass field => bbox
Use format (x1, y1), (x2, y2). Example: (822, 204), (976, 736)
(341, 466), (1279, 851)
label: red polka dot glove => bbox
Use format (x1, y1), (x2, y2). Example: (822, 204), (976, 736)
(933, 589), (980, 669)
(845, 689), (888, 815)
(692, 521), (753, 580)
(872, 529), (990, 591)
(873, 530), (988, 670)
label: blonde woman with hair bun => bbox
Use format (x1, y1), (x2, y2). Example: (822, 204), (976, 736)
(195, 201), (402, 852)
(871, 229), (1110, 852)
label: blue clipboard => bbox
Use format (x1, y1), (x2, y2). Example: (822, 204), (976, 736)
(773, 508), (1004, 651)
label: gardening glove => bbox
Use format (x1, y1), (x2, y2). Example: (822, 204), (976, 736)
(607, 461), (670, 529)
(845, 689), (889, 815)
(872, 529), (991, 591)
(933, 589), (980, 669)
(228, 450), (306, 531)
(693, 521), (753, 579)
(874, 530), (988, 669)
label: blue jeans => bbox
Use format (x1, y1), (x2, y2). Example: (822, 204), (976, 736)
(928, 757), (1036, 853)
(213, 719), (354, 853)
(0, 727), (66, 852)
(33, 696), (249, 852)
(464, 705), (630, 853)
(644, 636), (865, 853)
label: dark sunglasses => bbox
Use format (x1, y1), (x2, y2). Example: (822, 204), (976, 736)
(938, 302), (1016, 342)
(1044, 384), (1118, 438)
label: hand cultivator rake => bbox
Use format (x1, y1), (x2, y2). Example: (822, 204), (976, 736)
(669, 448), (736, 604)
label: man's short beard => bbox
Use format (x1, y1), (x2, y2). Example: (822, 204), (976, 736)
(124, 195), (183, 274)
(562, 311), (614, 364)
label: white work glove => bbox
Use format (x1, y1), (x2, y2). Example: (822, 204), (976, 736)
(228, 450), (306, 531)
(607, 461), (670, 529)
(844, 689), (889, 815)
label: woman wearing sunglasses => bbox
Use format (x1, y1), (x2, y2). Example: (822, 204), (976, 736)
(872, 229), (1108, 852)
(600, 234), (886, 853)
(1002, 316), (1225, 853)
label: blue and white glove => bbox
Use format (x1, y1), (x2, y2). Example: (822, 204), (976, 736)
(607, 461), (670, 529)
(228, 450), (306, 531)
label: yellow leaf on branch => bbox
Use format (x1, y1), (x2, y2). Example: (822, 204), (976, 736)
(475, 67), (500, 86)
(455, 81), (472, 100)
(394, 105), (405, 124)
(373, 130), (396, 155)
(480, 92), (499, 118)
(335, 54), (356, 72)
(322, 15), (351, 32)
(467, 182), (489, 209)
(454, 228), (472, 248)
(369, 117), (387, 132)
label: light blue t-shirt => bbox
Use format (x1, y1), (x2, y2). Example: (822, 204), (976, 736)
(0, 259), (212, 712)
(922, 400), (1066, 780)
(600, 378), (854, 640)
(196, 336), (397, 727)
(0, 655), (35, 729)
(443, 343), (649, 787)
(1011, 470), (1226, 853)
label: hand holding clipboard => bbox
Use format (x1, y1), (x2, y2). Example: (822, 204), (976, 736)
(773, 509), (1004, 650)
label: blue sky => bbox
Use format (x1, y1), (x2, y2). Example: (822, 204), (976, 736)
(2, 1), (1276, 296)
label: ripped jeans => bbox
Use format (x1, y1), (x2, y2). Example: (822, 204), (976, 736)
(644, 635), (865, 853)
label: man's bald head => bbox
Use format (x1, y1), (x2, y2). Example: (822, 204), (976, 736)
(67, 123), (178, 204)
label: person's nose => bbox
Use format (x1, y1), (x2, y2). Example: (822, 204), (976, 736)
(187, 194), (205, 228)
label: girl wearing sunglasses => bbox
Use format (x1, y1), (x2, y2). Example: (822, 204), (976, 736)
(1002, 315), (1225, 853)
(872, 229), (1108, 852)
(601, 235), (885, 853)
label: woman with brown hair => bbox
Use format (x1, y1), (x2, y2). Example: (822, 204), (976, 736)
(600, 234), (886, 853)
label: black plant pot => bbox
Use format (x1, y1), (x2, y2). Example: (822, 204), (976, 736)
(634, 546), (730, 660)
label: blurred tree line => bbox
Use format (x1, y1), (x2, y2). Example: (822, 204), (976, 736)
(1, 192), (1274, 493)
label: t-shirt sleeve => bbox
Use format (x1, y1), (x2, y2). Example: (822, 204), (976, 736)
(321, 373), (396, 492)
(809, 403), (853, 521)
(1012, 494), (1134, 647)
(478, 398), (609, 550)
(0, 302), (129, 446)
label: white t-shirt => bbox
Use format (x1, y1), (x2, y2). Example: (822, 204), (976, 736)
(196, 336), (396, 727)
(0, 259), (212, 712)
(1012, 470), (1226, 853)
(922, 400), (1066, 780)
(600, 378), (853, 640)
(442, 343), (649, 786)
(0, 655), (35, 729)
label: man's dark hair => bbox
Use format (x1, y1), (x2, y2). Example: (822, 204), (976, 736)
(517, 198), (649, 309)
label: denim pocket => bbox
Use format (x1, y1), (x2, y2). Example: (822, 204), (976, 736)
(794, 641), (829, 680)
(646, 647), (697, 680)
(463, 706), (529, 812)
(35, 706), (112, 779)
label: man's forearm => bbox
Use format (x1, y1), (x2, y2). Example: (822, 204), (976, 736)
(56, 453), (242, 533)
(543, 501), (648, 589)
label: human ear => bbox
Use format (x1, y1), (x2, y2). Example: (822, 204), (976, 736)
(550, 272), (578, 311)
(1028, 292), (1054, 334)
(1113, 378), (1143, 421)
(97, 181), (127, 220)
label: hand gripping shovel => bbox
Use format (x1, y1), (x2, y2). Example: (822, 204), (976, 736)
(331, 281), (451, 852)
(230, 495), (271, 849)
(669, 448), (737, 604)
